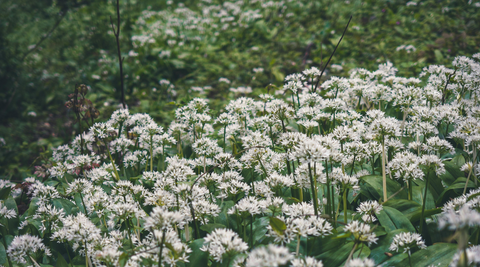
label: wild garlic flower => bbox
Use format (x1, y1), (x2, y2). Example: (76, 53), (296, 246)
(7, 234), (52, 265)
(200, 228), (248, 262)
(438, 204), (480, 231)
(193, 137), (222, 157)
(293, 137), (329, 164)
(450, 245), (480, 267)
(387, 151), (424, 182)
(419, 154), (446, 176)
(422, 136), (455, 155)
(356, 200), (383, 223)
(32, 204), (65, 232)
(0, 201), (16, 225)
(344, 221), (378, 246)
(152, 229), (192, 265)
(290, 256), (324, 267)
(145, 206), (185, 231)
(389, 232), (427, 255)
(51, 213), (101, 253)
(245, 244), (293, 267)
(344, 258), (376, 267)
(228, 196), (262, 216)
(90, 122), (116, 139)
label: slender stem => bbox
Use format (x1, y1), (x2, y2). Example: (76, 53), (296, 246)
(308, 163), (319, 216)
(325, 160), (331, 218)
(314, 15), (353, 92)
(106, 147), (120, 181)
(79, 192), (89, 217)
(382, 135), (387, 202)
(345, 242), (359, 266)
(343, 188), (348, 224)
(296, 235), (301, 256)
(408, 253), (412, 267)
(419, 170), (430, 234)
(408, 179), (413, 201)
(250, 215), (254, 248)
(463, 168), (473, 195)
(158, 228), (167, 267)
(223, 126), (226, 152)
(150, 135), (153, 172)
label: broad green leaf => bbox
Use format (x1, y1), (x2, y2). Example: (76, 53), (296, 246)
(51, 198), (78, 215)
(269, 217), (286, 236)
(318, 241), (355, 266)
(359, 175), (407, 201)
(186, 239), (208, 267)
(0, 187), (12, 200)
(56, 253), (69, 267)
(377, 206), (415, 232)
(397, 243), (457, 266)
(0, 242), (6, 265)
(369, 229), (408, 264)
(437, 177), (472, 205)
(252, 217), (269, 245)
(200, 223), (226, 233)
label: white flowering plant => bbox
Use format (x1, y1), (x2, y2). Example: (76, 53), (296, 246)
(2, 53), (480, 267)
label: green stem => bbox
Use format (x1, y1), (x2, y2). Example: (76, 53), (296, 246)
(150, 135), (153, 172)
(343, 188), (348, 224)
(79, 192), (89, 217)
(308, 163), (319, 216)
(106, 147), (120, 181)
(325, 160), (331, 218)
(345, 242), (359, 266)
(408, 179), (413, 201)
(223, 126), (226, 153)
(419, 170), (430, 234)
(158, 228), (167, 267)
(382, 135), (387, 202)
(408, 253), (412, 267)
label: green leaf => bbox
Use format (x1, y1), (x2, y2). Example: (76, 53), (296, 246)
(186, 239), (208, 267)
(437, 177), (472, 205)
(318, 241), (355, 266)
(0, 187), (12, 200)
(359, 175), (407, 201)
(377, 206), (415, 232)
(369, 229), (408, 264)
(0, 242), (6, 265)
(56, 253), (69, 267)
(252, 217), (270, 245)
(397, 243), (457, 266)
(51, 198), (78, 215)
(200, 223), (226, 233)
(409, 208), (442, 223)
(269, 217), (286, 236)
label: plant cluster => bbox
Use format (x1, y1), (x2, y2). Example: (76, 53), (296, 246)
(2, 0), (480, 181)
(1, 53), (480, 267)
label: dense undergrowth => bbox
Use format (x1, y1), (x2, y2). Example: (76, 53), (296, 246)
(1, 53), (480, 266)
(2, 0), (480, 179)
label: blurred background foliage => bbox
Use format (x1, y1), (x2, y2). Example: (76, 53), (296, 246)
(1, 0), (479, 181)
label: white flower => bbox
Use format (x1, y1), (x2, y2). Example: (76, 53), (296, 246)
(450, 245), (480, 267)
(290, 256), (323, 267)
(389, 232), (426, 255)
(245, 244), (293, 267)
(7, 234), (52, 264)
(201, 228), (248, 262)
(344, 221), (378, 246)
(438, 204), (480, 230)
(356, 200), (383, 223)
(344, 258), (376, 267)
